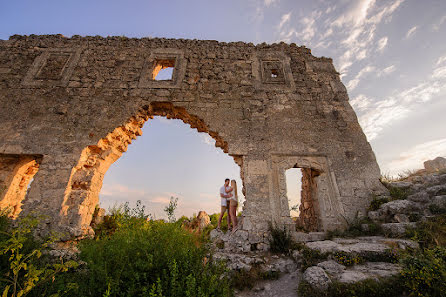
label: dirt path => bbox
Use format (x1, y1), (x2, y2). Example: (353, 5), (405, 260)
(235, 270), (301, 297)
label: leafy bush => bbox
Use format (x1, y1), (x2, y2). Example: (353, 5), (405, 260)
(332, 251), (363, 266)
(268, 223), (293, 254)
(400, 247), (446, 297)
(369, 196), (390, 211)
(300, 246), (328, 270)
(42, 219), (231, 297)
(388, 186), (410, 200)
(429, 204), (446, 215)
(93, 200), (151, 238)
(0, 212), (77, 297)
(405, 214), (446, 248)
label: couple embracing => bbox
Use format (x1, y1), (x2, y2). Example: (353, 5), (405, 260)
(217, 178), (238, 233)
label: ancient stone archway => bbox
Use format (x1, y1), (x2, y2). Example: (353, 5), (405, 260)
(59, 102), (243, 236)
(0, 35), (387, 250)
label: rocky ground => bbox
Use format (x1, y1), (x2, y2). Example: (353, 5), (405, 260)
(210, 157), (446, 296)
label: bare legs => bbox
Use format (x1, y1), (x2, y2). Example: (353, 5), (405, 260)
(217, 205), (232, 230)
(230, 200), (238, 233)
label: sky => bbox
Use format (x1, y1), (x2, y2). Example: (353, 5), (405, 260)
(1, 0), (445, 218)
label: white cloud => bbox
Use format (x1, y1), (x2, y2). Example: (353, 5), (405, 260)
(350, 94), (371, 112)
(332, 0), (376, 28)
(377, 65), (396, 77)
(436, 54), (446, 66)
(100, 183), (146, 197)
(356, 62), (446, 140)
(278, 12), (291, 30)
(385, 138), (446, 175)
(346, 65), (375, 91)
(377, 36), (388, 51)
(264, 0), (278, 7)
(150, 196), (171, 204)
(405, 26), (417, 39)
(331, 0), (404, 76)
(432, 65), (446, 79)
(433, 15), (446, 31)
(200, 133), (215, 146)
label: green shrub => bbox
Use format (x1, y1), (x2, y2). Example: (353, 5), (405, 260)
(332, 251), (363, 266)
(93, 200), (151, 238)
(49, 220), (231, 297)
(362, 248), (400, 263)
(268, 223), (293, 254)
(429, 204), (446, 215)
(369, 196), (390, 211)
(400, 247), (446, 297)
(0, 213), (77, 297)
(388, 186), (410, 200)
(405, 214), (446, 248)
(301, 246), (328, 270)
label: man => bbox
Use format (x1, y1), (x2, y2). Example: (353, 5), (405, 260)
(217, 178), (233, 230)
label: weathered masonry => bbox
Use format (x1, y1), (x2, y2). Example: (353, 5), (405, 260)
(0, 35), (386, 249)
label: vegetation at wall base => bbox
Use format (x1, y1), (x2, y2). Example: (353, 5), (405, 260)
(1, 203), (233, 297)
(268, 222), (294, 254)
(0, 211), (77, 297)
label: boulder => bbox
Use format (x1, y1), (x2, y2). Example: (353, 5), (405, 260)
(379, 199), (420, 216)
(431, 195), (446, 208)
(381, 222), (416, 237)
(90, 207), (106, 227)
(426, 184), (446, 196)
(424, 157), (446, 172)
(394, 213), (410, 223)
(317, 260), (346, 276)
(197, 211), (210, 231)
(389, 181), (413, 189)
(407, 191), (430, 203)
(337, 262), (401, 283)
(302, 266), (332, 291)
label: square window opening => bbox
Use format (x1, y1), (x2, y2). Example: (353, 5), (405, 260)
(271, 69), (279, 78)
(152, 59), (175, 81)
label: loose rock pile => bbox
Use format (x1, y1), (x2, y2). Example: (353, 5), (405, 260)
(368, 157), (446, 237)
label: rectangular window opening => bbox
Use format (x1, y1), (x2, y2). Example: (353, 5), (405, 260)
(152, 59), (175, 81)
(271, 69), (279, 78)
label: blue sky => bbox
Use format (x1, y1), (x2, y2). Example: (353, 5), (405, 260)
(2, 0), (445, 218)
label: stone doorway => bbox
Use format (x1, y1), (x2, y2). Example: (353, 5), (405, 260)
(285, 167), (321, 232)
(272, 155), (346, 233)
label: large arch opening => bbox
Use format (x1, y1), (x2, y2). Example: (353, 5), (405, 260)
(60, 102), (244, 236)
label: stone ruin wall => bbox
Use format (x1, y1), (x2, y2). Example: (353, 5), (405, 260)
(0, 35), (386, 250)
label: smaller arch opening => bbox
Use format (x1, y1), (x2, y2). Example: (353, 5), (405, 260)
(0, 154), (42, 218)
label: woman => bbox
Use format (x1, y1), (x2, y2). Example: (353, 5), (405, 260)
(227, 180), (238, 233)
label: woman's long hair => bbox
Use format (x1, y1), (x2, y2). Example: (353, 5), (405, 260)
(231, 180), (238, 199)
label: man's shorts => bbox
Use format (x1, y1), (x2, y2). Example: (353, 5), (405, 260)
(221, 198), (228, 207)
